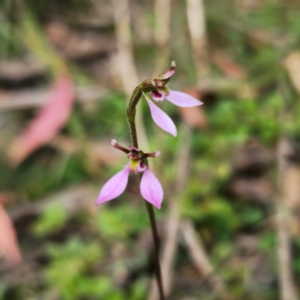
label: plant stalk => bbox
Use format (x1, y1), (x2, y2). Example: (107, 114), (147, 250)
(145, 201), (164, 300)
(127, 83), (165, 300)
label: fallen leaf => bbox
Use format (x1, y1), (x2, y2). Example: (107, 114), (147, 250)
(0, 204), (22, 267)
(8, 73), (75, 164)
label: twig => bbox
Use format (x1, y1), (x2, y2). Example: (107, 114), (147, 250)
(186, 0), (209, 80)
(153, 0), (171, 75)
(283, 52), (300, 94)
(111, 0), (138, 95)
(180, 220), (225, 293)
(276, 138), (298, 300)
(0, 86), (108, 111)
(184, 0), (225, 295)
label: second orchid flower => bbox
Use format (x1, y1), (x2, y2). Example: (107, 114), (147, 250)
(96, 140), (163, 209)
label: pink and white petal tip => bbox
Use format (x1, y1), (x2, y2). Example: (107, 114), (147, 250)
(140, 168), (163, 209)
(96, 166), (130, 205)
(166, 90), (203, 107)
(146, 98), (177, 137)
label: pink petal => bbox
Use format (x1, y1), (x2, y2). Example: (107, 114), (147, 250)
(156, 69), (175, 80)
(156, 61), (176, 80)
(146, 98), (177, 137)
(140, 169), (163, 209)
(96, 166), (130, 205)
(166, 90), (203, 107)
(8, 73), (75, 164)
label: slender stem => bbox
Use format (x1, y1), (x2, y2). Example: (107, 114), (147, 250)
(145, 201), (164, 300)
(127, 84), (164, 300)
(127, 107), (138, 148)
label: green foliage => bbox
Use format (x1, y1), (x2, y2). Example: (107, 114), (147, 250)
(129, 278), (148, 300)
(182, 197), (237, 240)
(208, 96), (283, 145)
(258, 232), (276, 252)
(45, 238), (110, 299)
(212, 241), (233, 261)
(235, 204), (264, 228)
(86, 94), (129, 139)
(95, 204), (149, 240)
(44, 237), (146, 299)
(32, 202), (68, 236)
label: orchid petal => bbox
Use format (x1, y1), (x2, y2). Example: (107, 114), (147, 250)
(156, 69), (175, 80)
(151, 90), (165, 101)
(146, 98), (177, 137)
(156, 61), (176, 80)
(166, 90), (203, 107)
(152, 85), (169, 101)
(140, 169), (163, 209)
(96, 166), (130, 205)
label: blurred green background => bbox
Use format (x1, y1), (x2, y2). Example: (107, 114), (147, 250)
(1, 0), (300, 299)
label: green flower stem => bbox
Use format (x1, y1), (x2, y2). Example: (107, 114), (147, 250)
(145, 201), (164, 300)
(127, 79), (156, 148)
(127, 107), (138, 148)
(127, 82), (165, 300)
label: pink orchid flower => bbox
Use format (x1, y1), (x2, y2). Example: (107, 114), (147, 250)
(96, 139), (163, 209)
(145, 61), (203, 137)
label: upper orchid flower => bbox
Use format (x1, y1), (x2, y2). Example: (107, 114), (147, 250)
(96, 139), (163, 209)
(145, 61), (203, 137)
